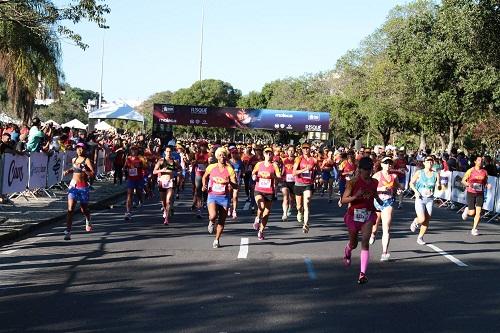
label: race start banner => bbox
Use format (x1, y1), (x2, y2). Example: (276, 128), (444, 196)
(153, 104), (330, 132)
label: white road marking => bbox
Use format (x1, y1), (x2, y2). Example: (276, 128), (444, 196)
(426, 244), (468, 267)
(0, 249), (17, 255)
(237, 238), (249, 259)
(304, 257), (317, 280)
(243, 202), (250, 210)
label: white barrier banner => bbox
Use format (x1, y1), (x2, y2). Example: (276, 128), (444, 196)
(435, 170), (452, 201)
(483, 176), (498, 212)
(97, 150), (105, 175)
(1, 153), (29, 194)
(62, 151), (77, 182)
(47, 152), (63, 187)
(451, 171), (467, 205)
(28, 152), (48, 189)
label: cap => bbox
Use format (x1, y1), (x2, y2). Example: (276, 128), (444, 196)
(76, 142), (86, 148)
(381, 157), (393, 164)
(301, 143), (311, 149)
(264, 147), (273, 153)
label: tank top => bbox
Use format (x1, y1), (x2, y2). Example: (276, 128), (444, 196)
(340, 161), (356, 181)
(465, 167), (487, 194)
(206, 163), (234, 196)
(282, 157), (295, 183)
(126, 156), (145, 180)
(322, 158), (335, 171)
(347, 176), (378, 220)
(73, 157), (87, 174)
(253, 161), (280, 194)
(415, 170), (437, 198)
(375, 171), (397, 201)
(195, 153), (209, 176)
(295, 156), (316, 185)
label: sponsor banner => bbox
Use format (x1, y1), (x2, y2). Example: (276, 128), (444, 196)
(28, 152), (49, 189)
(496, 178), (500, 214)
(153, 104), (330, 132)
(62, 150), (77, 183)
(451, 171), (467, 205)
(97, 150), (105, 175)
(47, 152), (63, 187)
(483, 176), (498, 212)
(1, 153), (29, 194)
(435, 170), (452, 201)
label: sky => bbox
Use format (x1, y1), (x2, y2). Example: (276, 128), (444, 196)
(60, 0), (410, 102)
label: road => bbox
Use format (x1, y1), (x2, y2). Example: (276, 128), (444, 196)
(1, 189), (500, 333)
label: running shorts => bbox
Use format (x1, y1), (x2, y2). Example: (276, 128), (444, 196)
(207, 194), (230, 208)
(374, 197), (395, 211)
(68, 187), (90, 204)
(255, 191), (273, 202)
(344, 211), (376, 233)
(466, 192), (484, 210)
(294, 184), (314, 196)
(415, 196), (434, 216)
(127, 179), (144, 190)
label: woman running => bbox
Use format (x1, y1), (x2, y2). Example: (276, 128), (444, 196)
(293, 142), (317, 233)
(338, 151), (356, 207)
(124, 146), (147, 221)
(192, 141), (209, 218)
(252, 147), (281, 240)
(409, 156), (441, 245)
(341, 157), (378, 284)
(281, 145), (296, 221)
(202, 147), (238, 248)
(461, 156), (491, 236)
(370, 157), (403, 261)
(63, 143), (95, 240)
(229, 147), (244, 219)
(320, 149), (336, 203)
(153, 146), (180, 225)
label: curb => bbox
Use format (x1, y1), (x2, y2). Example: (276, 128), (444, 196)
(0, 190), (126, 247)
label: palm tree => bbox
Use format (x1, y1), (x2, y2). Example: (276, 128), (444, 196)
(0, 10), (62, 122)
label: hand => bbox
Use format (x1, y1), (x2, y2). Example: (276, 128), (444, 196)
(202, 184), (208, 192)
(396, 188), (403, 195)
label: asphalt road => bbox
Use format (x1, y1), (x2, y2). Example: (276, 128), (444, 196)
(1, 188), (500, 333)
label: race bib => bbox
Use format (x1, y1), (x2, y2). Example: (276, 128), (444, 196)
(302, 171), (311, 179)
(197, 164), (206, 172)
(286, 174), (294, 182)
(258, 178), (272, 189)
(471, 183), (483, 191)
(421, 188), (433, 198)
(353, 208), (370, 223)
(212, 183), (226, 193)
(160, 179), (173, 189)
(129, 168), (138, 177)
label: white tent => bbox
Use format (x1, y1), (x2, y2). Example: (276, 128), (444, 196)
(61, 119), (87, 129)
(42, 119), (61, 129)
(88, 102), (144, 122)
(0, 113), (19, 124)
(94, 121), (114, 131)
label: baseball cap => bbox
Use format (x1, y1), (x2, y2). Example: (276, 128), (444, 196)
(381, 157), (393, 164)
(76, 142), (86, 148)
(264, 147), (273, 153)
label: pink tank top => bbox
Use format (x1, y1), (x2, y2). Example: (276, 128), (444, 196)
(254, 162), (278, 194)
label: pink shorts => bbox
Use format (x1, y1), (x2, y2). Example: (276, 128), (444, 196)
(344, 212), (376, 233)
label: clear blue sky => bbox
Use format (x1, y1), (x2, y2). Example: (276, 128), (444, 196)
(61, 0), (409, 102)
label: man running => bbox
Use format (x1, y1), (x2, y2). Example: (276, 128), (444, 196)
(293, 142), (317, 233)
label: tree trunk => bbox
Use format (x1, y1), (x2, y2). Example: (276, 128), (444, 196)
(437, 134), (446, 153)
(447, 125), (455, 153)
(419, 131), (427, 151)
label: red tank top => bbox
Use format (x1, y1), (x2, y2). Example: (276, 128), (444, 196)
(126, 156), (145, 180)
(296, 156), (316, 185)
(195, 153), (209, 176)
(254, 162), (278, 194)
(376, 172), (397, 201)
(282, 157), (295, 182)
(466, 168), (488, 194)
(347, 176), (378, 215)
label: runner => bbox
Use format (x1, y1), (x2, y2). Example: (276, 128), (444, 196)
(281, 145), (296, 221)
(153, 146), (180, 225)
(202, 147), (238, 248)
(124, 146), (147, 221)
(341, 157), (378, 284)
(391, 150), (407, 209)
(293, 142), (317, 233)
(320, 149), (336, 203)
(229, 146), (244, 219)
(461, 156), (491, 236)
(409, 156), (441, 245)
(338, 151), (356, 207)
(369, 157), (404, 261)
(192, 141), (209, 218)
(62, 143), (95, 240)
(252, 147), (281, 240)
(248, 146), (263, 211)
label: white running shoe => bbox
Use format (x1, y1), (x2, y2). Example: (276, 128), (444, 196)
(338, 199), (342, 207)
(369, 234), (376, 245)
(417, 237), (426, 245)
(462, 209), (468, 221)
(471, 228), (479, 236)
(63, 230), (71, 241)
(281, 214), (287, 222)
(208, 222), (215, 234)
(410, 220), (418, 233)
(297, 211), (303, 224)
(253, 217), (260, 231)
(380, 253), (391, 261)
(212, 239), (220, 248)
(124, 212), (131, 221)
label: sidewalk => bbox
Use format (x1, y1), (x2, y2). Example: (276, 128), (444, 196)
(0, 180), (127, 245)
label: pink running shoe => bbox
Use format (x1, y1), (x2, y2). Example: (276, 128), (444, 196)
(258, 230), (265, 240)
(163, 216), (169, 225)
(253, 217), (260, 231)
(85, 221), (93, 232)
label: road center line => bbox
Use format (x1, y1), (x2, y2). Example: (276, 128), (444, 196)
(237, 238), (249, 259)
(426, 244), (468, 267)
(304, 257), (317, 280)
(0, 249), (17, 255)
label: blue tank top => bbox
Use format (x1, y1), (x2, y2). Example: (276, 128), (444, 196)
(416, 170), (437, 198)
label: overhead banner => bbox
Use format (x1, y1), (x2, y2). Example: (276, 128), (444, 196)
(28, 152), (48, 189)
(153, 104), (330, 132)
(1, 153), (29, 195)
(47, 152), (63, 187)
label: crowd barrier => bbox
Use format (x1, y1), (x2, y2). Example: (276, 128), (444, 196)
(0, 149), (112, 198)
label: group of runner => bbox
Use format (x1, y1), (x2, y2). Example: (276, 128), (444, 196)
(63, 140), (493, 284)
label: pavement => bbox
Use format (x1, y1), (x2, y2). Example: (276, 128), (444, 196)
(1, 187), (500, 332)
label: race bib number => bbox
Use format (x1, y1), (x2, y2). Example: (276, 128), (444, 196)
(197, 164), (206, 172)
(212, 183), (226, 193)
(129, 168), (138, 177)
(302, 171), (311, 179)
(421, 188), (433, 198)
(286, 174), (294, 182)
(160, 179), (173, 189)
(258, 178), (272, 189)
(353, 208), (370, 223)
(471, 183), (483, 191)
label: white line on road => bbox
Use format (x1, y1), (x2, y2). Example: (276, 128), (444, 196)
(237, 238), (249, 259)
(243, 202), (250, 211)
(426, 244), (468, 267)
(0, 249), (17, 255)
(304, 257), (317, 280)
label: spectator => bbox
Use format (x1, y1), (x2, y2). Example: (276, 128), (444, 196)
(447, 148), (458, 171)
(484, 155), (498, 177)
(27, 117), (45, 152)
(0, 132), (16, 154)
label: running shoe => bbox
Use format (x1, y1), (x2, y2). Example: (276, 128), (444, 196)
(471, 228), (479, 236)
(358, 272), (368, 285)
(287, 208), (292, 217)
(163, 210), (167, 219)
(213, 239), (220, 248)
(380, 253), (391, 262)
(338, 199), (342, 208)
(297, 211), (303, 224)
(208, 222), (215, 234)
(253, 217), (260, 231)
(369, 234), (376, 245)
(343, 247), (351, 267)
(410, 220), (418, 233)
(462, 209), (468, 221)
(85, 222), (93, 232)
(302, 224), (309, 234)
(164, 216), (169, 225)
(397, 203), (402, 210)
(416, 237), (426, 245)
(63, 230), (71, 241)
(258, 230), (265, 240)
(232, 210), (238, 220)
(124, 212), (131, 221)
(137, 202), (143, 209)
(281, 214), (288, 222)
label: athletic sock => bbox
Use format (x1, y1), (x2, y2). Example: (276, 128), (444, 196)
(360, 249), (369, 274)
